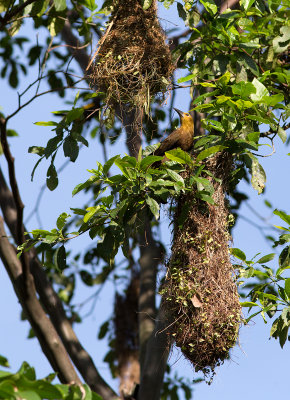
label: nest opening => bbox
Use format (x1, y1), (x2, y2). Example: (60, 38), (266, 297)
(161, 153), (242, 380)
(89, 0), (174, 111)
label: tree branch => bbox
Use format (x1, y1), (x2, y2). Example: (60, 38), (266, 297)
(0, 167), (117, 399)
(137, 212), (162, 371)
(0, 0), (37, 29)
(0, 217), (82, 385)
(61, 20), (91, 73)
(138, 304), (171, 400)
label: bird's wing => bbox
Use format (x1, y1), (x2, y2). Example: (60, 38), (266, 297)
(154, 130), (180, 156)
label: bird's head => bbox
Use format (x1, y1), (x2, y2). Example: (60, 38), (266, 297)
(174, 108), (194, 133)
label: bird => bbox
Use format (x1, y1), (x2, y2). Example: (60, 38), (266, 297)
(154, 108), (194, 159)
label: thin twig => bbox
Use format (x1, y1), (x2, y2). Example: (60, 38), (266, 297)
(0, 0), (37, 28)
(86, 17), (116, 71)
(7, 83), (86, 121)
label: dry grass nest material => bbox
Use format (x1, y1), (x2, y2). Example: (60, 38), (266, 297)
(161, 153), (242, 379)
(90, 0), (174, 110)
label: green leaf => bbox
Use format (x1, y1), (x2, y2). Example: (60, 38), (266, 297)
(146, 197), (160, 220)
(241, 301), (260, 307)
(199, 0), (217, 14)
(217, 71), (231, 86)
(56, 212), (70, 230)
(230, 247), (246, 261)
(54, 0), (67, 11)
(80, 270), (94, 286)
(65, 108), (84, 123)
(54, 245), (66, 270)
(45, 136), (62, 158)
(177, 2), (186, 20)
(191, 176), (214, 194)
(250, 78), (269, 102)
(0, 355), (9, 368)
(142, 0), (152, 9)
(98, 321), (109, 339)
(122, 156), (137, 167)
(166, 169), (184, 185)
(274, 209), (290, 226)
(140, 155), (162, 170)
(178, 74), (196, 83)
(279, 325), (289, 348)
(285, 279), (290, 298)
(270, 317), (280, 337)
(77, 135), (89, 147)
(84, 206), (100, 223)
(239, 53), (259, 76)
(203, 119), (225, 132)
(250, 156), (266, 194)
(46, 164), (58, 191)
(28, 146), (45, 156)
(197, 192), (215, 204)
(273, 26), (290, 53)
(279, 246), (290, 268)
(240, 0), (255, 10)
(114, 158), (130, 178)
(63, 136), (79, 162)
(257, 253), (275, 264)
(7, 129), (18, 137)
(260, 293), (279, 302)
(103, 155), (119, 175)
(165, 148), (193, 164)
(72, 176), (100, 196)
(81, 0), (97, 11)
(196, 145), (227, 162)
(192, 89), (219, 105)
(246, 115), (272, 125)
(277, 127), (287, 143)
(137, 145), (142, 163)
(245, 310), (262, 323)
(263, 93), (284, 107)
(231, 81), (256, 98)
(34, 121), (57, 126)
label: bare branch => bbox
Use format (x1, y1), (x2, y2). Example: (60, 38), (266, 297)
(137, 213), (162, 370)
(0, 217), (82, 385)
(0, 168), (117, 398)
(138, 304), (171, 400)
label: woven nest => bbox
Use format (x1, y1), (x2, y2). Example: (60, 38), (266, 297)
(89, 0), (174, 111)
(161, 153), (242, 379)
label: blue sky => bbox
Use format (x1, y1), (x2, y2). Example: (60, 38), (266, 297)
(0, 2), (289, 399)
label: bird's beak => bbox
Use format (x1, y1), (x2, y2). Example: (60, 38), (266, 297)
(173, 108), (184, 119)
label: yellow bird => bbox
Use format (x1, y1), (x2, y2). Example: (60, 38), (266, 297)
(154, 108), (194, 157)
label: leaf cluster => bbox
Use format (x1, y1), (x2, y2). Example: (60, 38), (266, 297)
(233, 210), (290, 348)
(23, 145), (227, 266)
(0, 358), (101, 400)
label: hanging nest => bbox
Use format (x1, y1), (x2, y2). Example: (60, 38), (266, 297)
(161, 152), (242, 379)
(89, 0), (174, 111)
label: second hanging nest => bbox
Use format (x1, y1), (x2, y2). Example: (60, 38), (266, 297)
(89, 0), (174, 111)
(161, 153), (242, 379)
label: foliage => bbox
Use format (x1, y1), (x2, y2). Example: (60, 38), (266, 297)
(0, 358), (102, 400)
(233, 210), (290, 348)
(0, 0), (289, 398)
